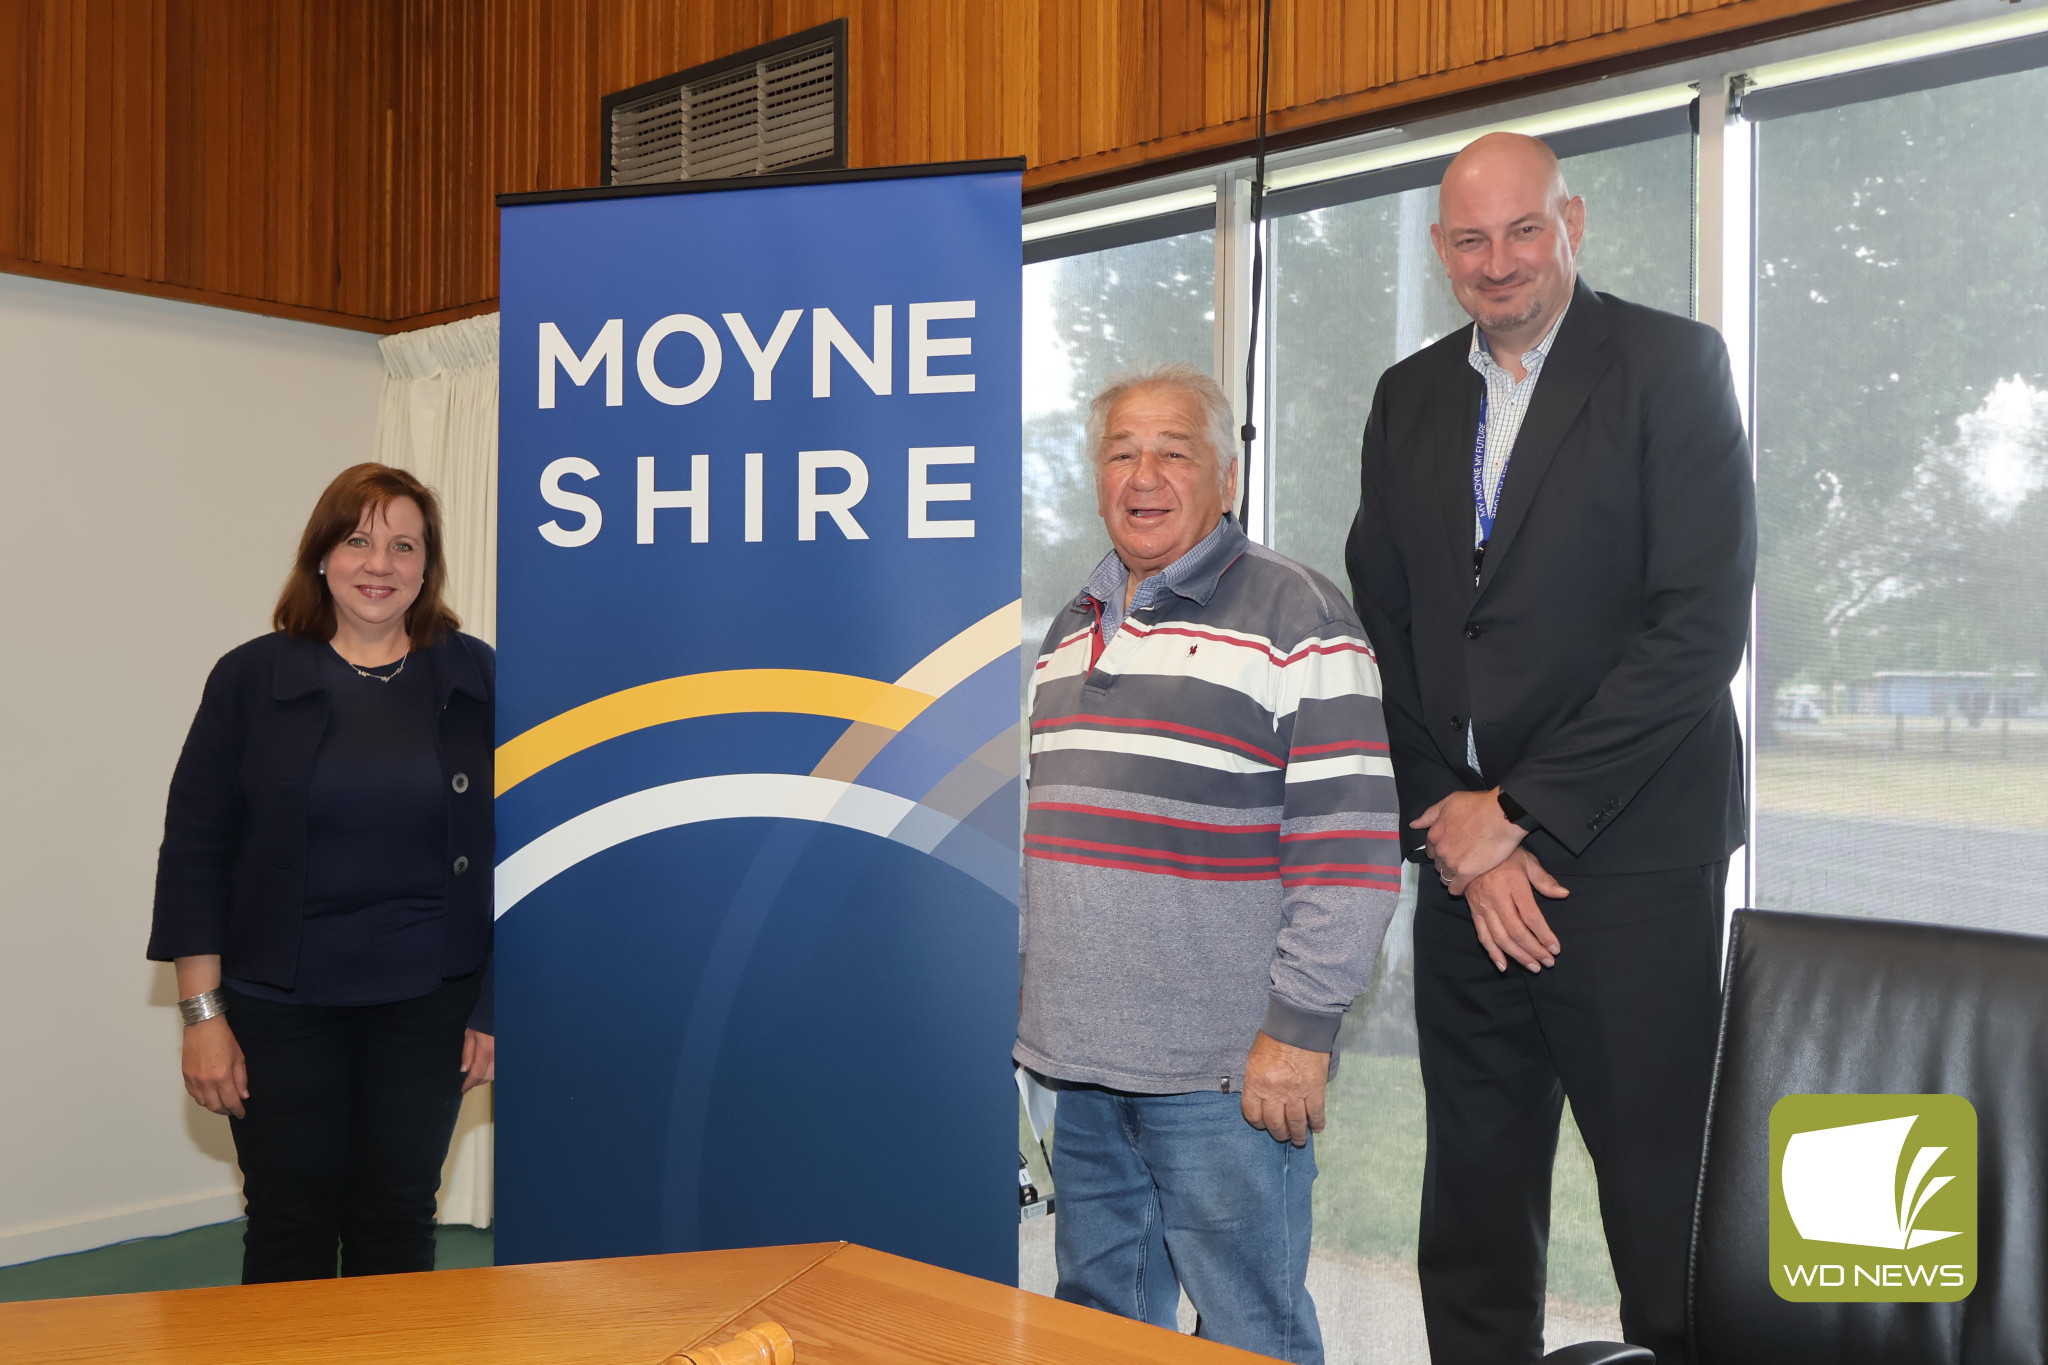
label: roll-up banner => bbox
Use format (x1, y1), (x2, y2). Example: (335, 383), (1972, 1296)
(493, 160), (1024, 1284)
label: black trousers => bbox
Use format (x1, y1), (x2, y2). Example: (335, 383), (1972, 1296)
(1413, 861), (1724, 1365)
(224, 973), (477, 1283)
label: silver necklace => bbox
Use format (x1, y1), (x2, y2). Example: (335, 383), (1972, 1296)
(343, 651), (409, 683)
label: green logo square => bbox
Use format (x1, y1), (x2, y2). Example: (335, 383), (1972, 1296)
(1769, 1093), (1977, 1302)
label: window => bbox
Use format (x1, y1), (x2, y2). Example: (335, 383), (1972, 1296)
(1014, 116), (1696, 1351)
(1022, 227), (1217, 646)
(1018, 222), (1217, 1301)
(1265, 117), (1695, 587)
(1748, 41), (2048, 937)
(1252, 119), (1695, 1354)
(1014, 12), (2048, 1354)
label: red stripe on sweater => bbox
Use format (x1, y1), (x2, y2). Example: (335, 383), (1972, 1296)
(1278, 641), (1378, 665)
(1118, 621), (1379, 667)
(1027, 833), (1279, 869)
(1032, 712), (1283, 766)
(1028, 800), (1281, 836)
(1281, 861), (1405, 875)
(1278, 828), (1400, 843)
(1035, 627), (1095, 671)
(1026, 848), (1280, 882)
(1119, 622), (1276, 655)
(1290, 740), (1390, 756)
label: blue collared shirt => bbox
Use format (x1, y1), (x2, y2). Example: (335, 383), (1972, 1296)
(1463, 301), (1570, 778)
(1081, 514), (1240, 642)
(1468, 299), (1571, 546)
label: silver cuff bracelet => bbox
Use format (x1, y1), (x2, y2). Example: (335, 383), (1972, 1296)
(178, 988), (227, 1026)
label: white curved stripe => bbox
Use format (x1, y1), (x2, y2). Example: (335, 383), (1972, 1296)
(495, 773), (954, 917)
(894, 598), (1022, 696)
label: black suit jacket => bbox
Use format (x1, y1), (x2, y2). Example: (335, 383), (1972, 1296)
(146, 629), (497, 1027)
(1346, 279), (1756, 876)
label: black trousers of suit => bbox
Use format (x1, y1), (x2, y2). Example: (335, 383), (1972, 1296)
(1413, 861), (1724, 1365)
(224, 973), (476, 1283)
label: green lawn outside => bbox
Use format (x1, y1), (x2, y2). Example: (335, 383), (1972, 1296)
(1759, 719), (2048, 831)
(1312, 1053), (1620, 1313)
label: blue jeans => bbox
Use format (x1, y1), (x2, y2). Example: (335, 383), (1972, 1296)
(1049, 1085), (1323, 1365)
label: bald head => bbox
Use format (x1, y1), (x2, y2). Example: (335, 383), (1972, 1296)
(1441, 132), (1570, 222)
(1431, 132), (1585, 364)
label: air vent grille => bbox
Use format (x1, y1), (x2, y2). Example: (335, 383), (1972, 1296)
(606, 27), (843, 187)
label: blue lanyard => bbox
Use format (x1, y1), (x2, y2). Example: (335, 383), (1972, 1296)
(1471, 392), (1501, 543)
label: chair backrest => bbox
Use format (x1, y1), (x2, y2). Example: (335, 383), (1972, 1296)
(1691, 910), (2048, 1365)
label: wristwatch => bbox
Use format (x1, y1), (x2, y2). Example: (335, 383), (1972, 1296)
(1496, 788), (1541, 832)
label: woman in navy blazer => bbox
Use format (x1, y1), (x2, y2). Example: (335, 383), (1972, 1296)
(148, 463), (494, 1283)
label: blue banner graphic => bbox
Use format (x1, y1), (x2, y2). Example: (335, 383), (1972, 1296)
(494, 165), (1022, 1283)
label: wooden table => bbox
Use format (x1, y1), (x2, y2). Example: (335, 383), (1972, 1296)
(0, 1242), (1273, 1364)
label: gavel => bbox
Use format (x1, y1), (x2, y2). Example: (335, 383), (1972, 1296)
(664, 1320), (796, 1365)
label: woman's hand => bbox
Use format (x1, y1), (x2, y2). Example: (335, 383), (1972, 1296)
(460, 1029), (495, 1093)
(182, 1015), (249, 1118)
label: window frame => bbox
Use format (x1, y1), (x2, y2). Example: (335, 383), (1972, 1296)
(1020, 0), (2048, 923)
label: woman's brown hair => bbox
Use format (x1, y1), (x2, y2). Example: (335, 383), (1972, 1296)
(273, 463), (462, 646)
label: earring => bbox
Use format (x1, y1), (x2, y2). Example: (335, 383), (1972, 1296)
(318, 568), (326, 575)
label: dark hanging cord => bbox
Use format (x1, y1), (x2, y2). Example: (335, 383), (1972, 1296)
(1237, 0), (1274, 528)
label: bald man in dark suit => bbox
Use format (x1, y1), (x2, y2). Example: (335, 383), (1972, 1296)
(1346, 133), (1756, 1364)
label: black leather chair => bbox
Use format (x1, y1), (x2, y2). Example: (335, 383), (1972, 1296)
(1542, 909), (2047, 1365)
(1540, 1344), (1652, 1365)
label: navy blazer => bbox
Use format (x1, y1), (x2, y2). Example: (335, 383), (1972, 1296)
(147, 630), (496, 1030)
(1347, 280), (1757, 876)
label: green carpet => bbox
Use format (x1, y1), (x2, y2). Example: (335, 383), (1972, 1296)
(0, 1222), (494, 1304)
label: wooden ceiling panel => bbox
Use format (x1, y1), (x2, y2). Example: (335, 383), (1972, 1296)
(0, 0), (1929, 330)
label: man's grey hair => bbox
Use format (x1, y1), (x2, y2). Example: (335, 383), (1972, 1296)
(1085, 363), (1240, 495)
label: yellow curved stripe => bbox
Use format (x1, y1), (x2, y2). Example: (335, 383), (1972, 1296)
(495, 599), (1024, 797)
(496, 669), (934, 796)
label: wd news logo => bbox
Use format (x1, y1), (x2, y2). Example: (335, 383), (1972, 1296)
(1769, 1094), (1977, 1302)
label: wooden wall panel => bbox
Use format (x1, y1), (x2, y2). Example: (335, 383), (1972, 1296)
(0, 0), (1930, 330)
(1, 0), (396, 328)
(1024, 0), (1930, 192)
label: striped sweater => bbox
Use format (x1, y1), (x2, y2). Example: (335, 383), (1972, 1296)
(1014, 517), (1402, 1094)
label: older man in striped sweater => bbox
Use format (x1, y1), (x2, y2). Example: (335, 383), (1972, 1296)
(1015, 363), (1400, 1364)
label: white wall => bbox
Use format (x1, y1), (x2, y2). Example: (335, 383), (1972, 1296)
(0, 274), (387, 1265)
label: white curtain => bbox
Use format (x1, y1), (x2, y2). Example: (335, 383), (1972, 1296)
(375, 312), (500, 643)
(373, 311), (500, 1227)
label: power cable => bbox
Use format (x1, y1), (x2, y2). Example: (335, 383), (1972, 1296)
(1238, 0), (1275, 528)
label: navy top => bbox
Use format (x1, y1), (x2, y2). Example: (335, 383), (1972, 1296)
(150, 630), (495, 1032)
(228, 647), (451, 1010)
